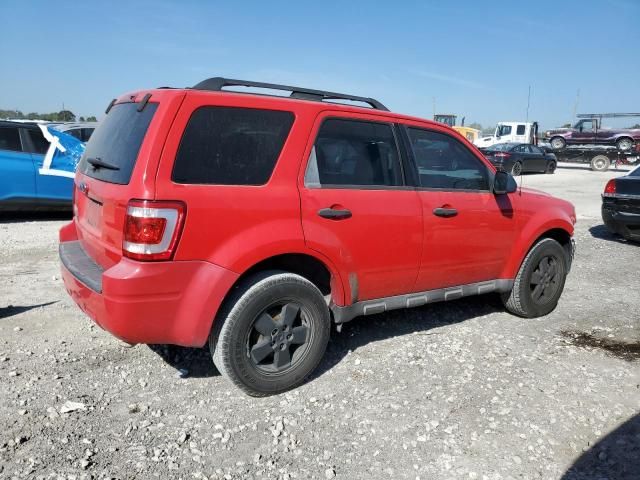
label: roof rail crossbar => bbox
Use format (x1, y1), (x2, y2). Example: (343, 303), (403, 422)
(192, 77), (389, 111)
(577, 113), (640, 118)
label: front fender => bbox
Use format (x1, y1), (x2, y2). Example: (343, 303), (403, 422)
(501, 210), (574, 279)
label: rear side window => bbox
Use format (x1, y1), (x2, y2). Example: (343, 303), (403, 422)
(172, 107), (294, 185)
(0, 127), (22, 152)
(516, 124), (526, 135)
(26, 128), (50, 154)
(305, 118), (403, 187)
(79, 102), (157, 184)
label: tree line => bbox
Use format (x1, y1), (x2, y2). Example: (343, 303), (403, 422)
(0, 109), (97, 122)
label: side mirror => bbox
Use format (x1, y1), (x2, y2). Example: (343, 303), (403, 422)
(493, 170), (518, 195)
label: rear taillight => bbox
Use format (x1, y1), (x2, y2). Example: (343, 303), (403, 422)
(122, 200), (186, 261)
(494, 152), (511, 159)
(603, 179), (616, 197)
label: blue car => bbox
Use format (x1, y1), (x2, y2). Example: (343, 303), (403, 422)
(0, 121), (85, 211)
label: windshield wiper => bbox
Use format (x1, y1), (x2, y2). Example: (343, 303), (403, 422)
(87, 157), (120, 171)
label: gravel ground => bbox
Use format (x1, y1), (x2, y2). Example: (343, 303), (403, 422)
(1, 164), (639, 480)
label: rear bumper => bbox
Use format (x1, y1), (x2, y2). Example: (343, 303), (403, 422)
(602, 205), (640, 241)
(59, 225), (239, 347)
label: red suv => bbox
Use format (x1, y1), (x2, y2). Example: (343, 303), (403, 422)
(59, 78), (576, 396)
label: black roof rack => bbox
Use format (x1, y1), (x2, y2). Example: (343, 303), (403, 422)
(192, 77), (389, 111)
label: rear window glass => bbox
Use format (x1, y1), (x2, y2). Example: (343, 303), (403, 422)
(79, 102), (157, 184)
(172, 106), (294, 185)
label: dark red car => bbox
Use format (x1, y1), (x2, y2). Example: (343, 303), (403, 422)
(59, 78), (577, 396)
(545, 118), (640, 151)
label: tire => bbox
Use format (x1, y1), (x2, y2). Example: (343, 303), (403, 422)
(511, 161), (523, 176)
(209, 270), (330, 396)
(616, 137), (633, 151)
(550, 137), (566, 150)
(590, 155), (611, 172)
(545, 160), (557, 174)
(502, 238), (568, 318)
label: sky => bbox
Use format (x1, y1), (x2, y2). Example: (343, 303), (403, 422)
(1, 0), (639, 130)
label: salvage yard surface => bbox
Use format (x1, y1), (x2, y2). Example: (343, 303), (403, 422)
(1, 164), (639, 480)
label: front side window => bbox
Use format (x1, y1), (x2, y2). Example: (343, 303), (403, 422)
(305, 118), (403, 187)
(512, 145), (526, 153)
(497, 125), (512, 136)
(173, 106), (294, 185)
(0, 127), (22, 152)
(529, 145), (543, 154)
(516, 124), (526, 135)
(408, 127), (490, 191)
(579, 120), (594, 131)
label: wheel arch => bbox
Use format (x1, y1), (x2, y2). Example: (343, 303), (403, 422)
(502, 218), (574, 279)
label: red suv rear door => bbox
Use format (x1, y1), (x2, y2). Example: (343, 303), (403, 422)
(299, 112), (423, 303)
(402, 124), (518, 291)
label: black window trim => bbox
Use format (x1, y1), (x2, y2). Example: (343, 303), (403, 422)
(171, 104), (296, 187)
(304, 116), (409, 191)
(400, 124), (495, 194)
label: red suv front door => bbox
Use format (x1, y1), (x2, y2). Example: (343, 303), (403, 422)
(403, 125), (518, 291)
(299, 113), (423, 304)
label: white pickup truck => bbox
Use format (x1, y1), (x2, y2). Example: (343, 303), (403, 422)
(474, 122), (538, 148)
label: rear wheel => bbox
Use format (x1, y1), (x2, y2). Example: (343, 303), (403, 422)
(502, 238), (568, 318)
(210, 271), (330, 396)
(616, 137), (633, 151)
(511, 161), (523, 176)
(545, 160), (557, 174)
(550, 137), (566, 150)
(590, 155), (611, 172)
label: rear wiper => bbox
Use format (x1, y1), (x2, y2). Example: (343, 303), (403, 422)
(87, 157), (120, 171)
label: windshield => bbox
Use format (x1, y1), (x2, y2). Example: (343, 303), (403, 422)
(78, 102), (157, 184)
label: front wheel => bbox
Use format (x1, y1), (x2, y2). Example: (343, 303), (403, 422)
(210, 271), (331, 396)
(502, 238), (568, 318)
(550, 137), (566, 150)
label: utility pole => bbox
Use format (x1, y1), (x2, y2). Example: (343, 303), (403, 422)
(432, 97), (436, 119)
(572, 89), (580, 123)
(525, 85), (531, 122)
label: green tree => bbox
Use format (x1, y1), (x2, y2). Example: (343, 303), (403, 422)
(57, 110), (76, 122)
(86, 116), (97, 122)
(468, 122), (482, 130)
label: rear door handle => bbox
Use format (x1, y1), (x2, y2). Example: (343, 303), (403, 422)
(318, 207), (352, 220)
(433, 207), (458, 218)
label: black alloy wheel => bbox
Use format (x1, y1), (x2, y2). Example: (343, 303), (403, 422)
(247, 302), (311, 373)
(529, 255), (561, 305)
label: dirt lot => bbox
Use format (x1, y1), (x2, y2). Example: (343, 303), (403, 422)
(1, 164), (638, 480)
